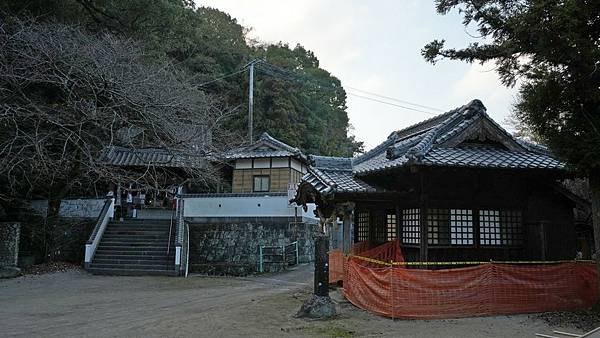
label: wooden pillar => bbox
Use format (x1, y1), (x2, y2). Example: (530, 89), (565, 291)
(342, 203), (355, 254)
(420, 207), (428, 262)
(418, 170), (428, 263)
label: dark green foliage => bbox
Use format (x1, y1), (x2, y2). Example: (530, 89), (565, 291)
(422, 0), (600, 290)
(422, 0), (600, 175)
(2, 0), (362, 156)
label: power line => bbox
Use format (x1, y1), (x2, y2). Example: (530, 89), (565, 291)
(256, 61), (441, 115)
(345, 86), (445, 112)
(347, 92), (438, 116)
(193, 60), (445, 116)
(196, 68), (248, 87)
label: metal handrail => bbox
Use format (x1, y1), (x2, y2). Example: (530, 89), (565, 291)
(184, 221), (189, 277)
(167, 201), (176, 255)
(259, 240), (299, 273)
(86, 198), (113, 244)
(85, 198), (114, 267)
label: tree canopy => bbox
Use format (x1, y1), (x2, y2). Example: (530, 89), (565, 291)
(2, 0), (363, 157)
(422, 0), (600, 175)
(0, 16), (231, 202)
(422, 0), (600, 278)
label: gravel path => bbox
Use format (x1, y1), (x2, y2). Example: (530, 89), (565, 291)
(0, 265), (589, 337)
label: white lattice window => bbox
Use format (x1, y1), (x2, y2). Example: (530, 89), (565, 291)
(450, 209), (473, 245)
(402, 208), (420, 244)
(357, 212), (369, 242)
(479, 210), (522, 246)
(386, 212), (397, 241)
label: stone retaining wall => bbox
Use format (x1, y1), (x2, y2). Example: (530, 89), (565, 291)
(188, 217), (318, 276)
(0, 223), (20, 267)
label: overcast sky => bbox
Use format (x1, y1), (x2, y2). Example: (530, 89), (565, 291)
(198, 0), (518, 150)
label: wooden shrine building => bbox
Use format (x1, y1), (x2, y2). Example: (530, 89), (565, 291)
(293, 99), (579, 263)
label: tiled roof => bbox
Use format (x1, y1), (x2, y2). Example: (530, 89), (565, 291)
(309, 155), (353, 171)
(224, 132), (305, 160)
(100, 146), (207, 168)
(302, 168), (377, 195)
(421, 145), (564, 170)
(299, 99), (566, 195)
(303, 155), (376, 194)
(353, 99), (565, 174)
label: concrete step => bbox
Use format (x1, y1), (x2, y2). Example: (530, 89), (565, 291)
(87, 267), (178, 276)
(103, 230), (171, 236)
(99, 239), (169, 245)
(93, 254), (174, 261)
(90, 262), (174, 270)
(100, 237), (171, 242)
(96, 245), (169, 251)
(107, 224), (172, 230)
(93, 258), (173, 265)
(95, 249), (174, 256)
(108, 221), (172, 226)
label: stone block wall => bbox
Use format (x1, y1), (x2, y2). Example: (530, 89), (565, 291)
(188, 217), (318, 276)
(0, 223), (20, 267)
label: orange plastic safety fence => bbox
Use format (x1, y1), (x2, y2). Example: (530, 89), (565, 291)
(328, 249), (345, 284)
(329, 241), (598, 318)
(328, 241), (375, 284)
(343, 258), (598, 319)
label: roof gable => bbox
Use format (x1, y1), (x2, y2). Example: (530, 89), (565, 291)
(353, 99), (564, 174)
(436, 113), (524, 152)
(224, 132), (306, 160)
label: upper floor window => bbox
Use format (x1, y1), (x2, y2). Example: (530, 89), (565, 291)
(253, 175), (270, 192)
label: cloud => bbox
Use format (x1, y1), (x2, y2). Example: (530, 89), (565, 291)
(198, 0), (363, 75)
(451, 62), (518, 128)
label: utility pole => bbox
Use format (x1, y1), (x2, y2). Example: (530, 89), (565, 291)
(248, 61), (254, 143)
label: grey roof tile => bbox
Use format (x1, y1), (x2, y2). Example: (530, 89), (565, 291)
(309, 155), (353, 171)
(300, 99), (566, 195)
(302, 168), (377, 194)
(224, 132), (304, 160)
(100, 146), (207, 168)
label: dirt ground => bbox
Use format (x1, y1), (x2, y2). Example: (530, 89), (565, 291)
(0, 264), (592, 338)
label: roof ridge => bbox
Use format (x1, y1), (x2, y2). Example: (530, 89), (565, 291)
(259, 132), (300, 154)
(390, 99), (487, 162)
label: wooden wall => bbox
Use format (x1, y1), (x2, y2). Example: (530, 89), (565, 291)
(350, 167), (576, 263)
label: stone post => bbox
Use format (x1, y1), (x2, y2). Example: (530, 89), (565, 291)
(296, 234), (336, 318)
(314, 235), (329, 297)
(0, 222), (21, 278)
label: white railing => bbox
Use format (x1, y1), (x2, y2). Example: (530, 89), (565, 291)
(174, 198), (186, 276)
(84, 198), (114, 268)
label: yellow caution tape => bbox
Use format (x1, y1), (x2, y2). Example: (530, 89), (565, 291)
(345, 254), (595, 267)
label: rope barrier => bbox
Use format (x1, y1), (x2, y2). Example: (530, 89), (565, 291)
(345, 253), (595, 267)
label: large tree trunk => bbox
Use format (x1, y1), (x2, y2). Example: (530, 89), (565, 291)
(589, 172), (600, 303)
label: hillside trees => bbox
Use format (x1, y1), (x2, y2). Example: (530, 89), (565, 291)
(0, 16), (234, 207)
(2, 0), (362, 156)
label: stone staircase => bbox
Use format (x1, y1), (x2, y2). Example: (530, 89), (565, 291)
(88, 219), (177, 276)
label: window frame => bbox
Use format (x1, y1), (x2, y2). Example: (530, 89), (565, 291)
(252, 175), (270, 192)
(427, 208), (474, 246)
(401, 208), (421, 245)
(386, 211), (398, 241)
(479, 209), (523, 247)
(357, 211), (370, 242)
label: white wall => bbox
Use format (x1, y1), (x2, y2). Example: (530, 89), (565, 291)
(183, 194), (317, 219)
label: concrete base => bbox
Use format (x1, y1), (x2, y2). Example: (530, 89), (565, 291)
(0, 266), (21, 279)
(296, 294), (336, 319)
